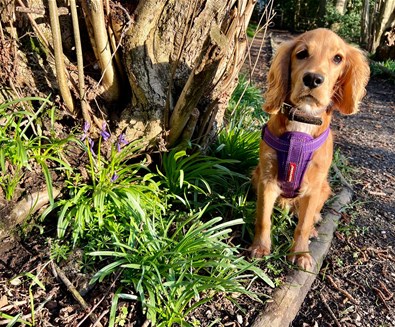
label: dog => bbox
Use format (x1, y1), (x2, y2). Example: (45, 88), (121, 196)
(249, 28), (370, 270)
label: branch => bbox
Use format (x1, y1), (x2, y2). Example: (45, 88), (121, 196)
(168, 27), (226, 146)
(70, 0), (92, 125)
(16, 0), (51, 51)
(81, 0), (121, 103)
(15, 6), (69, 15)
(48, 0), (75, 113)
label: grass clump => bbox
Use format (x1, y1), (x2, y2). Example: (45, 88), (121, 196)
(212, 75), (267, 174)
(370, 59), (395, 82)
(0, 96), (74, 201)
(90, 210), (272, 326)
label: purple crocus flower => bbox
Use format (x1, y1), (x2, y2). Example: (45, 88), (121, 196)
(116, 133), (128, 152)
(101, 122), (110, 141)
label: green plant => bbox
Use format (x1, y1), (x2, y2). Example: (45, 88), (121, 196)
(211, 76), (267, 174)
(336, 200), (369, 237)
(0, 96), (74, 201)
(49, 239), (71, 263)
(330, 148), (355, 188)
(156, 149), (244, 208)
(0, 312), (31, 326)
(246, 22), (258, 38)
(109, 288), (137, 327)
(324, 0), (363, 43)
(42, 137), (161, 246)
(228, 75), (266, 126)
(370, 59), (395, 81)
(90, 208), (273, 326)
(213, 126), (261, 174)
(5, 262), (50, 326)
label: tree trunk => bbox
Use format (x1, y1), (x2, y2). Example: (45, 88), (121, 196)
(375, 25), (395, 60)
(370, 0), (395, 54)
(335, 0), (347, 15)
(332, 0), (347, 32)
(360, 0), (370, 48)
(118, 0), (256, 149)
(1, 0), (258, 150)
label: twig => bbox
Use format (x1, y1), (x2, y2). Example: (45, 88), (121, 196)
(97, 3), (131, 89)
(326, 275), (359, 305)
(76, 269), (123, 327)
(16, 0), (51, 51)
(367, 247), (395, 262)
(319, 293), (341, 327)
(0, 296), (52, 325)
(141, 319), (151, 327)
(332, 163), (353, 190)
(0, 18), (4, 41)
(378, 281), (393, 301)
(51, 262), (103, 327)
(0, 300), (28, 312)
(81, 0), (120, 102)
(16, 6), (69, 15)
(92, 309), (109, 327)
(372, 287), (390, 310)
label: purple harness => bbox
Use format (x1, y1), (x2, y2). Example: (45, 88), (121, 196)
(262, 125), (330, 198)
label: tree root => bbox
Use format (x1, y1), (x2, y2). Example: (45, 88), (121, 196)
(0, 188), (61, 241)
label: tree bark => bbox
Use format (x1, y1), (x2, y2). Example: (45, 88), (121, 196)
(371, 0), (395, 54)
(375, 25), (395, 60)
(335, 0), (347, 15)
(118, 0), (256, 149)
(2, 0), (258, 149)
(360, 0), (370, 49)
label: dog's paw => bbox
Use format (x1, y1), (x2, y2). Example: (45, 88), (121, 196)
(248, 243), (271, 258)
(288, 253), (314, 271)
(309, 227), (319, 239)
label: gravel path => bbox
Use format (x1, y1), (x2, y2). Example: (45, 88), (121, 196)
(292, 76), (395, 327)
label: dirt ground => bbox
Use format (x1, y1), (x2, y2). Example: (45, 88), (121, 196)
(292, 75), (395, 327)
(1, 30), (394, 327)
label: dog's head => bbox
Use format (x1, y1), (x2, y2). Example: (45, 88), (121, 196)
(264, 28), (370, 116)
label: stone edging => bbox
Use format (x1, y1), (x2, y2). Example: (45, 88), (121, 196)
(252, 187), (353, 327)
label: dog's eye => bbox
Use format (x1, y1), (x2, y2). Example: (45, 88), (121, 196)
(296, 49), (309, 60)
(333, 54), (343, 64)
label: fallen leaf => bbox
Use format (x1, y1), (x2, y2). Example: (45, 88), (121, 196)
(0, 295), (8, 309)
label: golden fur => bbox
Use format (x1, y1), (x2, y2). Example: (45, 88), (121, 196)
(249, 29), (370, 270)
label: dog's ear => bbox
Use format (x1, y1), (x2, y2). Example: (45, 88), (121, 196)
(263, 40), (295, 114)
(335, 46), (370, 115)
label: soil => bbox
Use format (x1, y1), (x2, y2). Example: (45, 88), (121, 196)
(1, 29), (395, 327)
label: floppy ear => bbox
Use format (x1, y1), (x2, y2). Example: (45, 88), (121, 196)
(263, 40), (295, 114)
(335, 46), (370, 115)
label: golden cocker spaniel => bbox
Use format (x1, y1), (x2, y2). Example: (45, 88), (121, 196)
(249, 28), (370, 270)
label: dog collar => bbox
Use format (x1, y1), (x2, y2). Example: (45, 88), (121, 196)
(281, 102), (334, 126)
(262, 124), (330, 198)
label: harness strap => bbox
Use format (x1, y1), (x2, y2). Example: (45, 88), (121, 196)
(262, 125), (330, 198)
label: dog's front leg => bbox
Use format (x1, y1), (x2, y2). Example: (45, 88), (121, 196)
(289, 193), (321, 270)
(249, 180), (279, 258)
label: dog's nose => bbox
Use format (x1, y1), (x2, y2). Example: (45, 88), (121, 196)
(303, 73), (324, 89)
